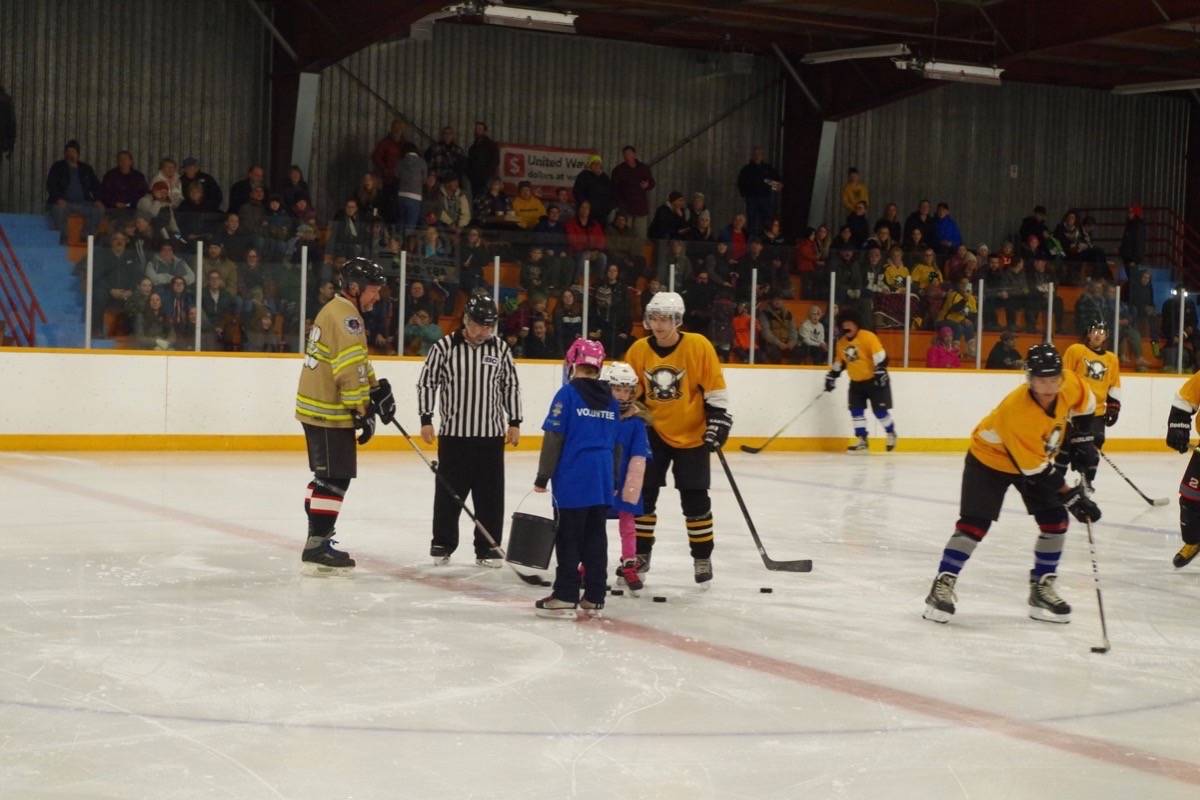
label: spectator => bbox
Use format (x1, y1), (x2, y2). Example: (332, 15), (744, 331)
(980, 255), (1006, 331)
(681, 269), (716, 335)
(1027, 256), (1063, 334)
(523, 317), (560, 360)
(1107, 282), (1149, 371)
(91, 231), (141, 336)
(180, 156), (223, 213)
(903, 225), (926, 258)
(356, 172), (386, 223)
(505, 291), (548, 339)
(767, 253), (792, 299)
(926, 325), (962, 369)
(739, 238), (770, 302)
(532, 206), (570, 288)
(177, 182), (211, 245)
(736, 145), (782, 236)
(640, 278), (662, 317)
(761, 217), (788, 253)
(200, 269), (238, 350)
(934, 202), (962, 255)
(564, 200), (607, 283)
(136, 180), (181, 239)
(204, 240), (239, 296)
(124, 276), (155, 324)
(687, 209), (718, 254)
(371, 118), (413, 192)
(649, 190), (690, 242)
(591, 277), (632, 359)
(845, 200), (870, 247)
(553, 288), (583, 352)
(134, 290), (173, 350)
(289, 195), (316, 223)
(903, 200), (936, 247)
(572, 155), (616, 225)
(466, 121), (500, 197)
(865, 220), (895, 254)
(703, 240), (737, 291)
(875, 202), (902, 243)
(215, 213), (250, 261)
(976, 243), (992, 269)
(425, 126), (467, 182)
(227, 165), (265, 221)
(943, 244), (973, 283)
(795, 227), (820, 299)
(437, 175), (471, 231)
(719, 213), (750, 262)
(512, 181), (547, 230)
(609, 145), (655, 238)
(860, 246), (885, 311)
(145, 240), (195, 287)
(45, 139), (103, 240)
(150, 158), (183, 208)
(607, 212), (646, 283)
(100, 150), (149, 213)
(237, 185), (268, 246)
(1074, 278), (1107, 335)
(986, 330), (1024, 370)
(840, 167), (869, 215)
(312, 279), (336, 313)
(406, 278), (442, 321)
(474, 177), (514, 225)
(1079, 216), (1109, 278)
(997, 257), (1029, 331)
(1161, 286), (1198, 371)
(757, 290), (801, 363)
(910, 246), (943, 292)
(263, 194), (294, 261)
(160, 274), (194, 340)
(404, 308), (443, 356)
(1020, 205), (1052, 257)
(833, 246), (865, 311)
(709, 290), (736, 362)
(731, 300), (755, 362)
(244, 308), (282, 353)
(685, 192), (708, 230)
(797, 304), (827, 364)
(459, 227), (490, 297)
(660, 239), (693, 288)
(1120, 205), (1146, 268)
(278, 164), (310, 212)
(881, 247), (910, 293)
(420, 172), (442, 225)
(1129, 267), (1159, 345)
(128, 215), (154, 266)
(551, 186), (576, 220)
(520, 245), (550, 295)
(937, 277), (977, 347)
(239, 248), (266, 296)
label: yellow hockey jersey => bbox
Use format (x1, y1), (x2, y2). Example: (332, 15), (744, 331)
(626, 332), (728, 449)
(295, 294), (377, 428)
(1172, 372), (1200, 434)
(970, 370), (1095, 475)
(1062, 343), (1121, 406)
(834, 329), (886, 383)
(910, 262), (943, 291)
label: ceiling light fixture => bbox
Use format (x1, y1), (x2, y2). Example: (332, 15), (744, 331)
(895, 58), (1003, 86)
(451, 3), (578, 34)
(800, 43), (911, 65)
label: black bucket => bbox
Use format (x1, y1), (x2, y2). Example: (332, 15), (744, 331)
(506, 511), (557, 570)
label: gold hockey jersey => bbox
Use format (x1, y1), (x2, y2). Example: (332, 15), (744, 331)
(834, 329), (886, 383)
(970, 370), (1095, 475)
(1173, 372), (1200, 434)
(295, 295), (377, 428)
(625, 332), (728, 449)
(1062, 343), (1121, 406)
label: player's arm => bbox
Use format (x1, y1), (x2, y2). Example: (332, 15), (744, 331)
(416, 340), (446, 427)
(1104, 364), (1121, 427)
(534, 388), (569, 490)
(500, 343), (523, 431)
(699, 342), (732, 451)
(328, 323), (375, 443)
(871, 339), (889, 387)
(1053, 384), (1099, 479)
(825, 347), (845, 391)
(1167, 376), (1200, 453)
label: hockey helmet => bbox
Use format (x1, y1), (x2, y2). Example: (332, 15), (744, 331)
(643, 291), (685, 325)
(340, 257), (386, 291)
(464, 293), (498, 326)
(835, 306), (862, 333)
(1025, 343), (1063, 378)
(1086, 318), (1109, 338)
(601, 361), (638, 388)
(565, 338), (606, 370)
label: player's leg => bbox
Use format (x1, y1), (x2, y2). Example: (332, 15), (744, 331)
(847, 380), (869, 452)
(580, 505), (609, 613)
(869, 381), (897, 451)
(924, 453), (1009, 622)
(634, 429), (672, 572)
(1176, 451), (1200, 568)
(430, 436), (472, 563)
(674, 445), (715, 584)
(301, 423), (357, 573)
(1020, 480), (1072, 623)
(615, 511), (643, 592)
(539, 507), (584, 617)
(467, 437), (506, 564)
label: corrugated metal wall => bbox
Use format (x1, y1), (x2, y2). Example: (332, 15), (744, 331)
(0, 0), (269, 213)
(824, 82), (1189, 248)
(312, 23), (783, 226)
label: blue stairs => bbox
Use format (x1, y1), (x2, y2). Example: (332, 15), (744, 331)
(0, 213), (85, 348)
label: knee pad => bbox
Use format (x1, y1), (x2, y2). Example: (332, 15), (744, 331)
(1181, 499), (1200, 545)
(955, 517), (992, 541)
(679, 489), (710, 519)
(1033, 506), (1069, 533)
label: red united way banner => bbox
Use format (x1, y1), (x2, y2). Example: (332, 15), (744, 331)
(500, 143), (599, 199)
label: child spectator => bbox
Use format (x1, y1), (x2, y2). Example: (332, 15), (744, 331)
(553, 288), (584, 353)
(731, 300), (754, 362)
(938, 278), (978, 348)
(404, 308), (443, 355)
(512, 181), (546, 230)
(601, 361), (651, 594)
(882, 247), (910, 293)
(533, 340), (619, 618)
(840, 167), (869, 215)
(798, 304), (827, 364)
(926, 325), (962, 368)
(986, 330), (1024, 370)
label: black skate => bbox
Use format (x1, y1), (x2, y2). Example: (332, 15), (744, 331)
(922, 572), (957, 623)
(535, 595), (578, 619)
(635, 552), (651, 575)
(693, 558), (713, 586)
(1174, 543), (1200, 569)
(1028, 573), (1071, 623)
(430, 544), (451, 566)
(302, 536), (355, 575)
(847, 436), (869, 453)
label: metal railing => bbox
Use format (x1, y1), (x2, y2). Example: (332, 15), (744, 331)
(0, 222), (47, 346)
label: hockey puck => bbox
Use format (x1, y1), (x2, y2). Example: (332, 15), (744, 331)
(652, 596), (667, 603)
(610, 588), (624, 596)
(760, 587), (773, 593)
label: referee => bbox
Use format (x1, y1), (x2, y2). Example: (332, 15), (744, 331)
(417, 293), (522, 566)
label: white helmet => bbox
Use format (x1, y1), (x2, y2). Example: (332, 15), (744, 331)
(643, 291), (685, 326)
(601, 361), (638, 388)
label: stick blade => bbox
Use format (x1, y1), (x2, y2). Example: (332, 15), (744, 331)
(739, 444), (764, 454)
(1153, 497), (1172, 507)
(1090, 646), (1110, 654)
(765, 559), (814, 573)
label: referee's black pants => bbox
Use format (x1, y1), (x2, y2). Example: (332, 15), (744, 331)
(431, 436), (506, 558)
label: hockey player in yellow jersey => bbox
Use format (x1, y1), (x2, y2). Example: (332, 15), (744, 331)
(1062, 320), (1121, 484)
(1165, 371), (1200, 568)
(824, 307), (897, 452)
(624, 291), (731, 586)
(923, 344), (1101, 625)
(294, 257), (395, 573)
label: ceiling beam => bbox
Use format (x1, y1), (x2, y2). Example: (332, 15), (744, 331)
(1106, 26), (1200, 50)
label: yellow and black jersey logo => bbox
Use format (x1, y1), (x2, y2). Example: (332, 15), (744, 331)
(1044, 425), (1063, 457)
(844, 344), (860, 363)
(645, 365), (687, 401)
(1085, 358), (1108, 381)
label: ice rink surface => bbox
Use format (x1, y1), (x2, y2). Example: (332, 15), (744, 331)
(2, 448), (1199, 799)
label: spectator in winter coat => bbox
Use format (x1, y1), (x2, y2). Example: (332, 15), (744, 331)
(649, 191), (690, 242)
(903, 200), (936, 247)
(466, 121), (500, 197)
(180, 157), (223, 213)
(997, 258), (1029, 330)
(90, 232), (142, 336)
(437, 176), (472, 231)
(845, 201), (870, 247)
(610, 146), (655, 239)
(833, 246), (865, 309)
(227, 165), (265, 222)
(660, 239), (693, 287)
(553, 288), (584, 352)
(200, 269), (238, 350)
(474, 177), (514, 226)
(840, 167), (869, 215)
(512, 181), (547, 230)
(685, 192), (708, 230)
(564, 201), (607, 281)
(572, 155), (616, 225)
(150, 158), (184, 208)
(176, 182), (212, 245)
(864, 221), (895, 255)
(145, 241), (195, 287)
(237, 185), (268, 245)
(926, 326), (962, 368)
(709, 290), (735, 361)
(986, 331), (1024, 370)
(797, 304), (827, 364)
(424, 126), (468, 182)
(757, 291), (801, 363)
(160, 275), (194, 340)
(731, 301), (755, 363)
(607, 212), (646, 283)
(903, 226), (927, 259)
(404, 308), (443, 356)
(943, 244), (973, 283)
(136, 181), (181, 239)
(355, 172), (386, 223)
(1019, 205), (1050, 249)
(1120, 205), (1146, 267)
(1161, 287), (1198, 371)
(278, 165), (311, 213)
(1107, 282), (1149, 370)
(135, 290), (173, 350)
(875, 203), (902, 244)
(215, 213), (250, 262)
(372, 118), (414, 189)
(681, 270), (716, 335)
(1074, 279), (1108, 335)
(934, 202), (963, 255)
(1129, 267), (1158, 341)
(718, 213), (750, 262)
(204, 240), (239, 297)
(523, 317), (560, 360)
(100, 150), (149, 213)
(736, 145), (782, 236)
(532, 205), (569, 257)
(795, 227), (820, 299)
(45, 139), (104, 238)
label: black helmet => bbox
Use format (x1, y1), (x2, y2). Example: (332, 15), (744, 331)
(1025, 343), (1063, 378)
(835, 306), (862, 330)
(340, 257), (386, 291)
(1086, 318), (1109, 337)
(464, 293), (498, 326)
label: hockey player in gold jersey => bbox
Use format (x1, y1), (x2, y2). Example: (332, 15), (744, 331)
(824, 307), (897, 452)
(294, 257), (395, 573)
(624, 291), (731, 586)
(923, 344), (1101, 625)
(1165, 371), (1200, 568)
(1062, 320), (1121, 483)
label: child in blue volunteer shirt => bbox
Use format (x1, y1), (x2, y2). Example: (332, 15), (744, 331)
(534, 339), (620, 618)
(603, 361), (652, 594)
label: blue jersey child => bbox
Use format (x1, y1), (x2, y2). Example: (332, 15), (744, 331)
(534, 340), (620, 618)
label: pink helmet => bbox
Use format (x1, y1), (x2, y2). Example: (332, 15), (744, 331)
(564, 338), (605, 370)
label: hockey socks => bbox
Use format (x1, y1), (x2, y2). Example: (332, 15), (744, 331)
(850, 407), (868, 438)
(634, 513), (657, 553)
(873, 408), (895, 434)
(937, 519), (990, 575)
(1032, 509), (1068, 578)
(305, 478), (349, 538)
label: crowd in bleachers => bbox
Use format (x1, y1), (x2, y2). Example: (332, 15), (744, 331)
(44, 121), (1172, 369)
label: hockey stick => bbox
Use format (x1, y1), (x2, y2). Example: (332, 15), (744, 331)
(1099, 451), (1170, 506)
(740, 392), (826, 454)
(1080, 479), (1111, 653)
(390, 419), (543, 586)
(716, 448), (813, 572)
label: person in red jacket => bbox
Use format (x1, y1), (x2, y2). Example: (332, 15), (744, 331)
(565, 200), (608, 286)
(611, 145), (655, 240)
(926, 325), (963, 369)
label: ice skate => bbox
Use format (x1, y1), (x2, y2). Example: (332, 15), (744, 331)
(475, 550), (504, 569)
(1028, 573), (1071, 623)
(1174, 542), (1199, 569)
(847, 436), (869, 453)
(922, 572), (957, 623)
(301, 536), (355, 575)
(430, 545), (451, 566)
(615, 558), (643, 594)
(535, 595), (578, 619)
(579, 599), (604, 619)
(886, 431), (897, 452)
(635, 552), (651, 575)
(693, 557), (713, 586)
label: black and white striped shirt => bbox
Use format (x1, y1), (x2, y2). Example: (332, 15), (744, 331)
(417, 331), (522, 437)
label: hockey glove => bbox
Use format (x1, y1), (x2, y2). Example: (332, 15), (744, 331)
(1167, 406), (1193, 453)
(1066, 421), (1099, 475)
(1063, 485), (1102, 523)
(370, 379), (396, 425)
(1033, 461), (1067, 494)
(873, 368), (889, 389)
(354, 413), (376, 446)
(1104, 398), (1120, 428)
(824, 370), (838, 393)
(703, 404), (732, 451)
